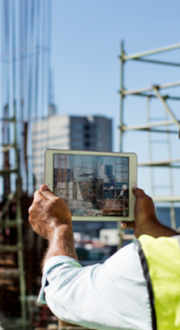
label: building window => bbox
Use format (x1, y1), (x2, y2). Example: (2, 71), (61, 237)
(73, 124), (83, 131)
(71, 141), (83, 149)
(84, 125), (90, 130)
(71, 132), (82, 139)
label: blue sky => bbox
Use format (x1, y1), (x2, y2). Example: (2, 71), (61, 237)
(0, 0), (179, 199)
(51, 1), (180, 197)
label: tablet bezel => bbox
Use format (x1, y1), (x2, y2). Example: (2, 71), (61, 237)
(44, 149), (137, 221)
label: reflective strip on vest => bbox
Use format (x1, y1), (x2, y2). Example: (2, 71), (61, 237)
(138, 235), (180, 330)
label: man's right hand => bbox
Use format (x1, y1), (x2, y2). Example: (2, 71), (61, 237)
(121, 187), (179, 239)
(29, 184), (72, 240)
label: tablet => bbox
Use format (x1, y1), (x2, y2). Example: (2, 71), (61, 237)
(44, 149), (137, 221)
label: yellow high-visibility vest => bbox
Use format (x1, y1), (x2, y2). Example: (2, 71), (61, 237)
(138, 235), (180, 330)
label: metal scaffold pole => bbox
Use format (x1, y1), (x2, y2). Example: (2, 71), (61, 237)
(119, 40), (125, 153)
(14, 100), (27, 325)
(118, 40), (126, 249)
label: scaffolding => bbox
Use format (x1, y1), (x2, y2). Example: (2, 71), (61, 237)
(119, 42), (180, 244)
(0, 109), (27, 329)
(0, 0), (51, 327)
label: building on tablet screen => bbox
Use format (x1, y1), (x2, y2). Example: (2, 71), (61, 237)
(32, 115), (112, 189)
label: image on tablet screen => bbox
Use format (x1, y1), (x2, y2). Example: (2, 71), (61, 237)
(53, 154), (129, 217)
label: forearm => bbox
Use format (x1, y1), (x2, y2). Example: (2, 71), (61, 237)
(43, 224), (78, 267)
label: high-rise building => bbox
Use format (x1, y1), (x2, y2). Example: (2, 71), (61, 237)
(33, 114), (112, 189)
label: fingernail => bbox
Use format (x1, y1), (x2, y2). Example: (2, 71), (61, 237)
(41, 184), (50, 191)
(132, 186), (137, 192)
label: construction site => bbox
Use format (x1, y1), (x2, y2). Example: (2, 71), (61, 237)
(0, 0), (180, 330)
(53, 154), (129, 217)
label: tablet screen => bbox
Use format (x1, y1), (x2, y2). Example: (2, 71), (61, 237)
(53, 154), (129, 217)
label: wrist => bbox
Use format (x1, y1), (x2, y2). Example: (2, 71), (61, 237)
(48, 223), (74, 254)
(135, 219), (160, 238)
(136, 218), (179, 239)
(49, 223), (72, 243)
(42, 223), (77, 270)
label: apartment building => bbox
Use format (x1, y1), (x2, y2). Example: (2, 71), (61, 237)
(32, 114), (112, 189)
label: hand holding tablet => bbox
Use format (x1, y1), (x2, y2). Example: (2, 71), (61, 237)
(44, 149), (137, 221)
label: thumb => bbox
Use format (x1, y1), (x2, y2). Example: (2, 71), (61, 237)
(40, 184), (55, 200)
(132, 187), (145, 198)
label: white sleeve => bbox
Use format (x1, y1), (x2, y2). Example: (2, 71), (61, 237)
(40, 243), (152, 330)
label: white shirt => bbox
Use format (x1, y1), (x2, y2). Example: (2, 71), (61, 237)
(39, 241), (152, 330)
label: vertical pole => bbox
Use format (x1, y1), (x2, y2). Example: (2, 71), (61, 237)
(16, 174), (27, 325)
(146, 96), (154, 196)
(14, 100), (27, 326)
(47, 0), (51, 115)
(118, 40), (125, 249)
(120, 40), (125, 152)
(164, 110), (176, 229)
(3, 104), (10, 196)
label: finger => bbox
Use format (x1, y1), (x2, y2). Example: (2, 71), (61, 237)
(28, 205), (33, 214)
(33, 190), (45, 204)
(121, 221), (135, 229)
(132, 187), (145, 198)
(29, 191), (43, 212)
(121, 222), (127, 229)
(40, 184), (56, 201)
(34, 190), (43, 199)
